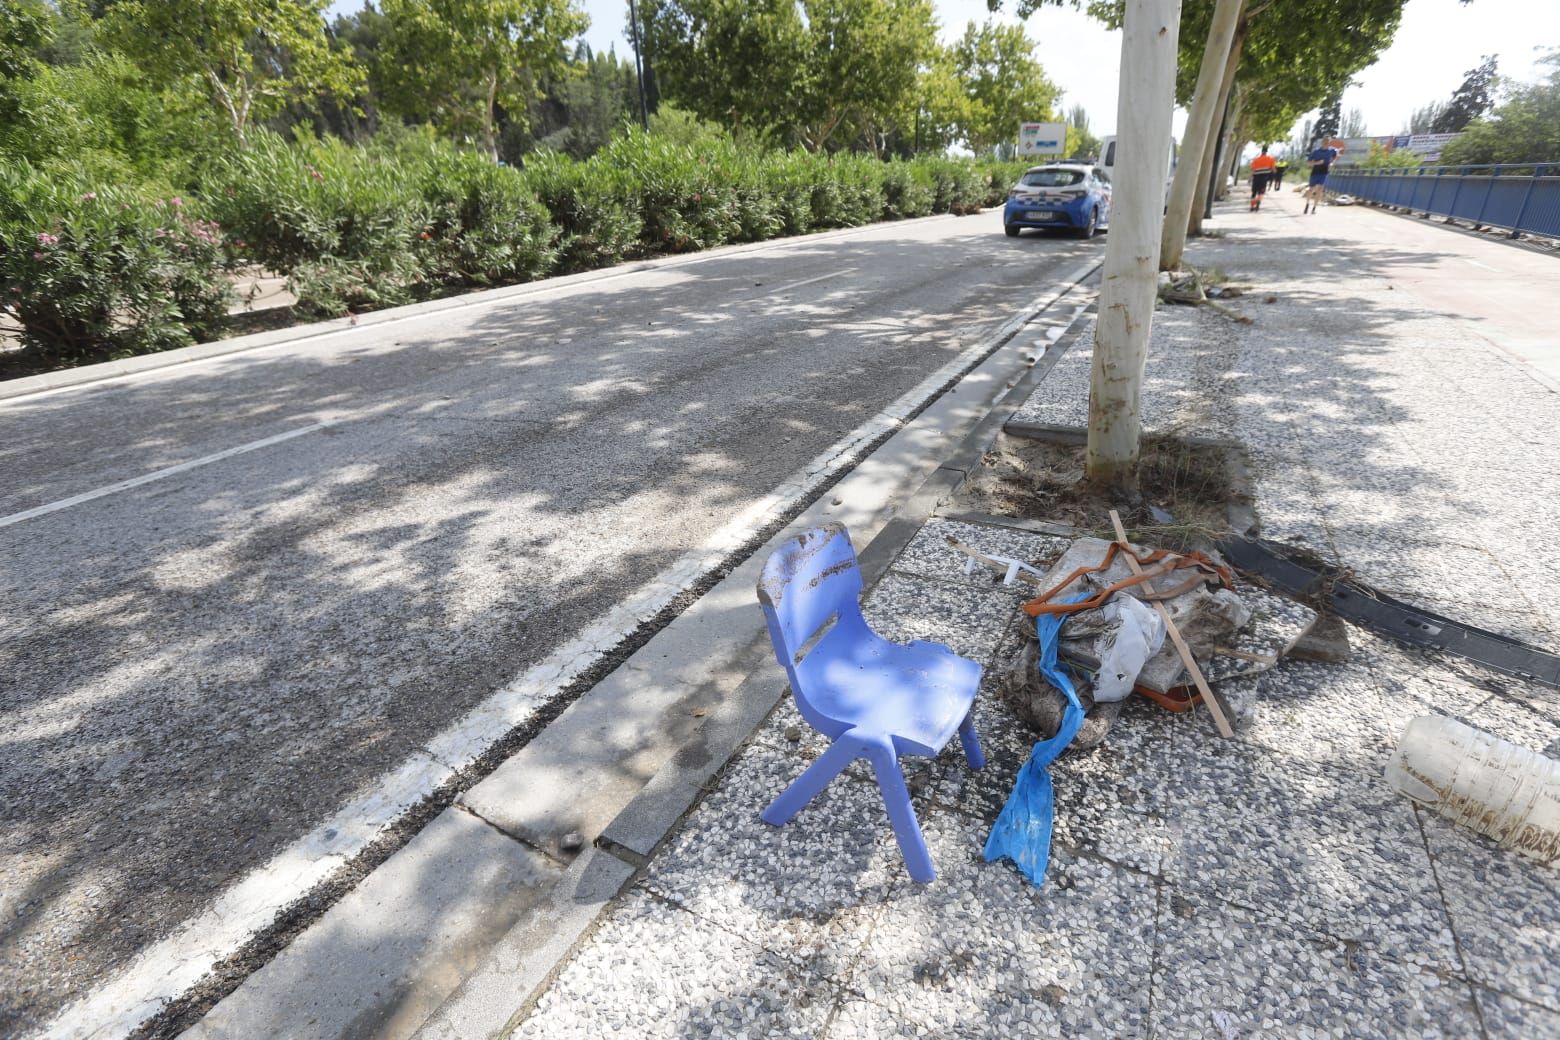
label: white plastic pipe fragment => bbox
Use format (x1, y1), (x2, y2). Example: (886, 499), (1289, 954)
(1386, 715), (1559, 864)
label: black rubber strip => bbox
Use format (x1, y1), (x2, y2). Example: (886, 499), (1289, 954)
(1219, 537), (1560, 690)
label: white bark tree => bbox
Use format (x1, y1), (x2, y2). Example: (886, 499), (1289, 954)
(1086, 0), (1182, 489)
(1160, 0), (1244, 272)
(1190, 63), (1243, 233)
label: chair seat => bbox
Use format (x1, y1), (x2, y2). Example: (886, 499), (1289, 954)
(795, 631), (982, 756)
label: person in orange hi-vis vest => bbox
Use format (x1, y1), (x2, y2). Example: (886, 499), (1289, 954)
(1249, 146), (1277, 211)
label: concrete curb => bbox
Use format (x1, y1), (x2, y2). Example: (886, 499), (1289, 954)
(410, 287), (1099, 1040)
(0, 212), (993, 404)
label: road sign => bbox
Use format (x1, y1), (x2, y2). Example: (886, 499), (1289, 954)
(1017, 122), (1067, 157)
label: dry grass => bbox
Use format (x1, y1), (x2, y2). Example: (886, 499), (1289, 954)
(948, 431), (1240, 542)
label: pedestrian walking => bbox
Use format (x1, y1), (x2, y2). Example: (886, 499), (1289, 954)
(1249, 146), (1276, 211)
(1303, 138), (1343, 214)
(1273, 159), (1288, 189)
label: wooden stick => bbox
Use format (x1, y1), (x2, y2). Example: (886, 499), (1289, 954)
(1109, 510), (1235, 738)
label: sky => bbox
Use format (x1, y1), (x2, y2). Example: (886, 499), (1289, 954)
(334, 0), (1559, 142)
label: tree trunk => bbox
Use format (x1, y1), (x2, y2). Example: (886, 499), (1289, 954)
(1188, 30), (1244, 236)
(1085, 0), (1182, 490)
(1160, 0), (1244, 272)
(205, 67), (246, 145)
(1204, 89), (1246, 213)
(1218, 120), (1248, 201)
(483, 73), (500, 162)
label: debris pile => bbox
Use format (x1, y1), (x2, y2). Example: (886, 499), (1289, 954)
(954, 528), (1319, 746)
(1157, 270), (1255, 325)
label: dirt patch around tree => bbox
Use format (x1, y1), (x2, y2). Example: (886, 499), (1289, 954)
(946, 429), (1244, 541)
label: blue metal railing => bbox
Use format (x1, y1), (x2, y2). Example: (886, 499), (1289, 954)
(1326, 164), (1559, 240)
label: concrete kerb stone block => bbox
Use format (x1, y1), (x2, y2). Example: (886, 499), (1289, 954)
(411, 846), (636, 1040)
(595, 671), (788, 866)
(186, 807), (564, 1040)
(1002, 420), (1089, 444)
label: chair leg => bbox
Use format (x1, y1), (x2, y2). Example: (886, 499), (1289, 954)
(761, 736), (860, 827)
(864, 744), (936, 884)
(958, 711), (985, 771)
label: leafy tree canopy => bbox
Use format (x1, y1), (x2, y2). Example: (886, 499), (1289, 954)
(1439, 49), (1560, 165)
(794, 0), (938, 154)
(639, 0), (808, 141)
(0, 0), (52, 120)
(947, 19), (1059, 154)
(642, 0), (937, 153)
(1431, 54), (1498, 133)
(376, 0), (588, 159)
(102, 0), (364, 144)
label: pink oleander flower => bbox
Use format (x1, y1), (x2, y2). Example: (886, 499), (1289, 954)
(36, 233), (59, 246)
(169, 196), (184, 207)
(32, 251), (46, 260)
(81, 192), (97, 201)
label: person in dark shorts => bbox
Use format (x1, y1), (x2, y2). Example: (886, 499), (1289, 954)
(1249, 146), (1276, 211)
(1304, 138), (1342, 214)
(1273, 159), (1288, 188)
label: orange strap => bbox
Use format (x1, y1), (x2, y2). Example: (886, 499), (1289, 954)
(1022, 540), (1233, 618)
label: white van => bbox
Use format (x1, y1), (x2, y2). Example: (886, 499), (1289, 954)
(1099, 135), (1179, 204)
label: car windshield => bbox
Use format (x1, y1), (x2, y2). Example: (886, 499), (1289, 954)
(1019, 169), (1085, 188)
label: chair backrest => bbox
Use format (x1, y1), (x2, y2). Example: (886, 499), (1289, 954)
(756, 524), (864, 677)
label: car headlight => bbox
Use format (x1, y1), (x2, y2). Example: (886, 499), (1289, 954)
(1008, 189), (1021, 200)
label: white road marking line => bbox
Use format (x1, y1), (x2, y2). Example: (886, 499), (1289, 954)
(40, 259), (1102, 1040)
(0, 422), (335, 530)
(1460, 257), (1497, 272)
(768, 269), (852, 295)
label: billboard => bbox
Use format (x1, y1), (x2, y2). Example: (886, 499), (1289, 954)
(1402, 133), (1461, 162)
(1017, 122), (1067, 157)
(1333, 133), (1461, 166)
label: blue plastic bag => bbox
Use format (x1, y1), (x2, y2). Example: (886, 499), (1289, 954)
(982, 596), (1087, 886)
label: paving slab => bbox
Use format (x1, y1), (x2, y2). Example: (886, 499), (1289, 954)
(1150, 890), (1483, 1039)
(850, 813), (1158, 1039)
(1151, 731), (1460, 972)
(1418, 810), (1560, 1011)
(184, 808), (561, 1040)
(889, 517), (1073, 590)
(638, 740), (904, 982)
(1475, 987), (1560, 1040)
(510, 887), (839, 1040)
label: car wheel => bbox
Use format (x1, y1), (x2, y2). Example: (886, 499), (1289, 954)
(1004, 224), (1020, 238)
(1075, 208), (1097, 239)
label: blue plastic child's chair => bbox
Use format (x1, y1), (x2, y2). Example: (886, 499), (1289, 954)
(756, 524), (985, 883)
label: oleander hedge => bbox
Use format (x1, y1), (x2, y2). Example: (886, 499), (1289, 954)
(1, 129), (1028, 372)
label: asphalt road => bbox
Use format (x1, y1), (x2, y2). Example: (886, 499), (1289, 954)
(0, 213), (1102, 1033)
